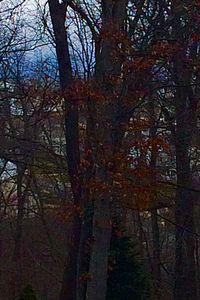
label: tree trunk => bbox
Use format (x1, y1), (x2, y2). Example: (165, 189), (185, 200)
(173, 64), (197, 300)
(174, 139), (197, 300)
(12, 163), (26, 298)
(85, 196), (112, 300)
(149, 99), (161, 299)
(86, 2), (126, 300)
(48, 1), (81, 300)
(13, 164), (25, 263)
(151, 208), (161, 299)
(171, 3), (198, 298)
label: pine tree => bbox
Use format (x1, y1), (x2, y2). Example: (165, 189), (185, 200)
(107, 235), (151, 300)
(17, 284), (38, 300)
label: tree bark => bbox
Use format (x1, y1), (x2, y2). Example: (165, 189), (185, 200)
(174, 128), (197, 300)
(48, 1), (81, 300)
(85, 2), (126, 300)
(173, 53), (197, 300)
(171, 3), (198, 298)
(151, 208), (161, 299)
(12, 163), (27, 298)
(13, 164), (25, 263)
(149, 99), (161, 299)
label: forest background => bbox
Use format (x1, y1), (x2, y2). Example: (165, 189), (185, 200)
(0, 0), (200, 299)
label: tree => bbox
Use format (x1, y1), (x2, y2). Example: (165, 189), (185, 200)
(171, 2), (199, 298)
(48, 1), (81, 299)
(0, 0), (199, 299)
(107, 234), (151, 300)
(47, 1), (199, 300)
(17, 284), (38, 300)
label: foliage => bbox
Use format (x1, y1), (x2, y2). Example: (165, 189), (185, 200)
(17, 284), (38, 300)
(107, 234), (151, 300)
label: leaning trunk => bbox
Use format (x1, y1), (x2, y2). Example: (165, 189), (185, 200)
(48, 1), (81, 300)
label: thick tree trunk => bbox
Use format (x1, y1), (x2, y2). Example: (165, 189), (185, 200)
(171, 3), (198, 297)
(48, 1), (81, 300)
(174, 157), (196, 300)
(85, 2), (126, 300)
(173, 68), (197, 300)
(85, 196), (112, 300)
(174, 136), (197, 300)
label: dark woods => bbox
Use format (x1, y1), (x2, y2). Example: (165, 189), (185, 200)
(0, 1), (200, 300)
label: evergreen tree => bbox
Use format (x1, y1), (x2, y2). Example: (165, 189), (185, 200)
(107, 235), (151, 300)
(17, 284), (38, 300)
